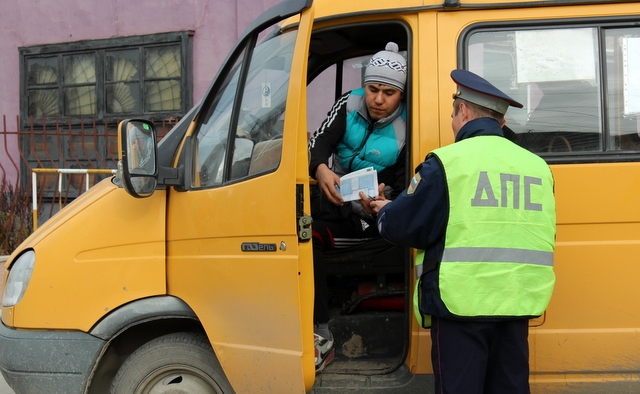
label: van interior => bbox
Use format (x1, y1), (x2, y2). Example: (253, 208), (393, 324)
(306, 21), (411, 375)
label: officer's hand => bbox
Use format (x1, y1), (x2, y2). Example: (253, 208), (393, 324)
(358, 183), (389, 215)
(316, 164), (344, 206)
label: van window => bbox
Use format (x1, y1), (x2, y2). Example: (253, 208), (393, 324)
(192, 26), (294, 187)
(307, 55), (370, 135)
(466, 24), (640, 159)
(193, 53), (243, 187)
(605, 28), (640, 151)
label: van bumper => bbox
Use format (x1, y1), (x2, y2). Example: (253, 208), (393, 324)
(0, 320), (105, 394)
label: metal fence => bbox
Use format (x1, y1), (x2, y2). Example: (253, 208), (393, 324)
(0, 115), (176, 255)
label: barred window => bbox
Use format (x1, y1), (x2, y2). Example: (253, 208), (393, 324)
(21, 31), (191, 121)
(19, 32), (192, 192)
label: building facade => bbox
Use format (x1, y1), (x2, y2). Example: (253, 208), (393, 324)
(0, 0), (281, 184)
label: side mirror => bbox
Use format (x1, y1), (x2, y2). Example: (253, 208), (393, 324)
(118, 119), (158, 198)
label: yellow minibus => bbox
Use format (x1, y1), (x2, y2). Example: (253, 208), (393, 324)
(2, 0), (640, 392)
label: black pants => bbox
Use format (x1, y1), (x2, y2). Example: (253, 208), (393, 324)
(312, 215), (378, 324)
(431, 316), (530, 394)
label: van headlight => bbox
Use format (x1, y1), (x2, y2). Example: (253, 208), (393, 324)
(2, 250), (36, 307)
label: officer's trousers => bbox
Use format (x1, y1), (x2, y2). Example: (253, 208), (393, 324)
(430, 316), (530, 394)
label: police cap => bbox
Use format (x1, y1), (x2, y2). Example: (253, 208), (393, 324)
(451, 69), (523, 115)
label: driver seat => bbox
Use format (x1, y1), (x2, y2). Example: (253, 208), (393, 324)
(248, 138), (283, 175)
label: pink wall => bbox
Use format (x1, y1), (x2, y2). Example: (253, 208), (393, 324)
(0, 0), (281, 181)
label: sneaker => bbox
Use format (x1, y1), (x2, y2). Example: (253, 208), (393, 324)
(314, 332), (335, 373)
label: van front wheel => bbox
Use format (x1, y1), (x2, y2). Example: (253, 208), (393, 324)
(109, 332), (235, 394)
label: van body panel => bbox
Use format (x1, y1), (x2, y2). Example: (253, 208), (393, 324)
(4, 179), (166, 331)
(529, 163), (640, 378)
(415, 12), (441, 162)
(310, 0), (425, 18)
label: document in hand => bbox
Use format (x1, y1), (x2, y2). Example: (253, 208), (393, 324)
(338, 167), (378, 201)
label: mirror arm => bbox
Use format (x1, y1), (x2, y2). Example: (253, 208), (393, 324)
(157, 165), (184, 187)
(174, 136), (193, 192)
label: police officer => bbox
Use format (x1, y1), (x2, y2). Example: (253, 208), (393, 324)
(360, 69), (556, 394)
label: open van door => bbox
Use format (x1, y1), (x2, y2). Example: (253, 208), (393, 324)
(164, 1), (316, 392)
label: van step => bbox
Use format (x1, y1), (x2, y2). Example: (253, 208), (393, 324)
(327, 312), (405, 371)
(312, 364), (434, 393)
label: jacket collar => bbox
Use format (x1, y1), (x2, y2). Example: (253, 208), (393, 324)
(455, 117), (504, 142)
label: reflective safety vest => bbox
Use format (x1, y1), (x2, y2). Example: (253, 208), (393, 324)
(414, 135), (556, 326)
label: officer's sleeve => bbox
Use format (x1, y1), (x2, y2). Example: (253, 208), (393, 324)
(376, 157), (447, 250)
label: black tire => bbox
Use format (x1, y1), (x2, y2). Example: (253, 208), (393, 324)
(109, 332), (235, 394)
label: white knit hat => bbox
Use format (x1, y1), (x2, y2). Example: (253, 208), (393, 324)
(364, 42), (407, 92)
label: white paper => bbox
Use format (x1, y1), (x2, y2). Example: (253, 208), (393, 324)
(515, 28), (596, 83)
(623, 37), (640, 115)
(338, 167), (378, 201)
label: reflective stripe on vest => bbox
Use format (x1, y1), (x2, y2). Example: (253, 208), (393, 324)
(430, 135), (556, 318)
(442, 247), (553, 266)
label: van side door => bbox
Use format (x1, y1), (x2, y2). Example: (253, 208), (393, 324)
(164, 5), (316, 393)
